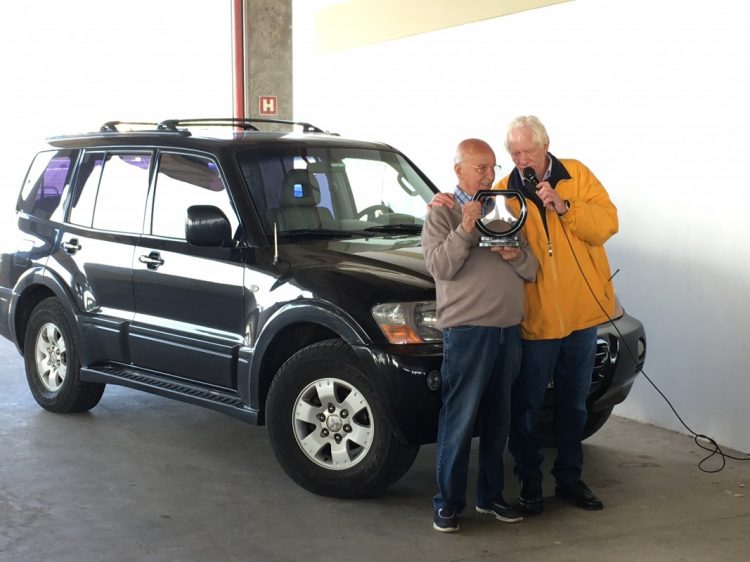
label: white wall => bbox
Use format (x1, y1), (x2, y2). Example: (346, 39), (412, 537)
(0, 0), (232, 235)
(294, 0), (750, 453)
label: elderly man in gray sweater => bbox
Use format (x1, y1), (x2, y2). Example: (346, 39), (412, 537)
(423, 138), (538, 533)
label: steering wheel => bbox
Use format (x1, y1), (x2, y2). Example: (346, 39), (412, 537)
(355, 204), (393, 222)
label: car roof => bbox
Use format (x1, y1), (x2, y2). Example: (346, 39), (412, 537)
(45, 118), (395, 153)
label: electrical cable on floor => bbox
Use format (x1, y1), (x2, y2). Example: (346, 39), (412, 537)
(556, 213), (750, 473)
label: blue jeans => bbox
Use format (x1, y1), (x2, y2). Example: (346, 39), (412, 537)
(508, 326), (597, 486)
(434, 324), (521, 513)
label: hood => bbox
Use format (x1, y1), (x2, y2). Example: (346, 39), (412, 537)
(269, 236), (435, 304)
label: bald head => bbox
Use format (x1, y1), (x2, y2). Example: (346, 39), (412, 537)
(454, 138), (498, 195)
(455, 138), (493, 165)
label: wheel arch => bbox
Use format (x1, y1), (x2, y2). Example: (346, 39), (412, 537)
(9, 267), (81, 354)
(244, 300), (370, 424)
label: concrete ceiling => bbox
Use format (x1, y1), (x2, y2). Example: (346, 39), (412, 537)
(315, 0), (570, 51)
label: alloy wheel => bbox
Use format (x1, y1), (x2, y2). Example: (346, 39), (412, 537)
(292, 377), (374, 470)
(34, 322), (67, 392)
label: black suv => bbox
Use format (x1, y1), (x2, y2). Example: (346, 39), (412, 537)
(0, 118), (646, 497)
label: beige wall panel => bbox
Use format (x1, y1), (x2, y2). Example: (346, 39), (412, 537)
(316, 0), (571, 51)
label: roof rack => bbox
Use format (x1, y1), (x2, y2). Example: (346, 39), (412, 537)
(99, 121), (159, 132)
(156, 118), (325, 133)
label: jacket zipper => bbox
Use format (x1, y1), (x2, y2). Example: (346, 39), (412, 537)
(540, 208), (552, 256)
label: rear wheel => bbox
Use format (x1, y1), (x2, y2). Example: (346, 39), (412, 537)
(23, 297), (105, 413)
(266, 339), (419, 497)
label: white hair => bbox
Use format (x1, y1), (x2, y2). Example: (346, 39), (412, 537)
(504, 115), (550, 152)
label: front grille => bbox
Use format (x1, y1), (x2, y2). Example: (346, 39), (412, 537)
(592, 337), (611, 381)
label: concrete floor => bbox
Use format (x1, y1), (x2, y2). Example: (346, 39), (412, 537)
(1, 337), (748, 562)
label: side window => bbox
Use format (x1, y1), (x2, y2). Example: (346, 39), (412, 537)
(151, 152), (238, 239)
(17, 149), (78, 221)
(68, 152), (105, 227)
(91, 152), (152, 234)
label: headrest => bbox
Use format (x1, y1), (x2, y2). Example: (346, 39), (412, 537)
(280, 169), (320, 207)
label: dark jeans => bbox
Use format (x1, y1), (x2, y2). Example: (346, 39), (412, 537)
(508, 326), (597, 486)
(434, 324), (521, 513)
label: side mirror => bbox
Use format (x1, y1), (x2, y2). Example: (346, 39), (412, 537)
(185, 205), (232, 246)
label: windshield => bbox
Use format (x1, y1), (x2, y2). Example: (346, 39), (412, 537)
(237, 145), (437, 237)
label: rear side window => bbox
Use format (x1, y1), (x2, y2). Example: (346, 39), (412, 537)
(17, 149), (79, 221)
(68, 152), (105, 227)
(67, 151), (152, 234)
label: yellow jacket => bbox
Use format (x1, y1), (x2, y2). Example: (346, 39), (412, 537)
(496, 155), (618, 340)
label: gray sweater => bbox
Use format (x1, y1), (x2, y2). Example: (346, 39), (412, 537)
(422, 205), (538, 329)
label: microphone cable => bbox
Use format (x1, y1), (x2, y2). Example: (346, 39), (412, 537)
(554, 211), (750, 473)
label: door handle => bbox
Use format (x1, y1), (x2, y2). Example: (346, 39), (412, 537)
(62, 238), (82, 254)
(138, 251), (165, 270)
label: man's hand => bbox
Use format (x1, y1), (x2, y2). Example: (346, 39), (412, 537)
(535, 181), (568, 215)
(490, 246), (522, 262)
(428, 192), (456, 209)
(460, 200), (482, 233)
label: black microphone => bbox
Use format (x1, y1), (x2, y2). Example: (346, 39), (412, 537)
(522, 167), (538, 189)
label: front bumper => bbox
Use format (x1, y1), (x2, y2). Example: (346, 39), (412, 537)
(587, 311), (646, 412)
(353, 312), (646, 446)
(539, 311), (646, 412)
(534, 311), (645, 438)
(353, 343), (443, 445)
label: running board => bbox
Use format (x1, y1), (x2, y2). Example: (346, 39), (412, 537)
(81, 364), (259, 424)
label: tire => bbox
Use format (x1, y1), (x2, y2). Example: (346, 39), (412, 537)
(266, 339), (419, 498)
(582, 406), (614, 441)
(23, 297), (105, 413)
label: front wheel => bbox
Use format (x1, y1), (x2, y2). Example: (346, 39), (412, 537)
(23, 297), (105, 413)
(266, 339), (419, 497)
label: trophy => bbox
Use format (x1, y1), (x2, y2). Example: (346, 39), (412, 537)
(472, 189), (527, 248)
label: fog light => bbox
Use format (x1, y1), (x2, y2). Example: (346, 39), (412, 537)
(426, 370), (442, 391)
(637, 337), (646, 361)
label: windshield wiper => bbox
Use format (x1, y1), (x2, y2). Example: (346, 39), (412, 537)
(362, 224), (422, 234)
(277, 228), (354, 238)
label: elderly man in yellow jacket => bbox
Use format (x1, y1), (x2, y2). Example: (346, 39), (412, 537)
(430, 115), (618, 513)
(498, 115), (617, 513)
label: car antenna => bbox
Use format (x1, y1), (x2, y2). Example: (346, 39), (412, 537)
(273, 222), (279, 265)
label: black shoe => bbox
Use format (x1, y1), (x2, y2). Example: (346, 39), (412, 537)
(476, 496), (523, 523)
(433, 507), (460, 532)
(518, 478), (544, 514)
(555, 480), (604, 510)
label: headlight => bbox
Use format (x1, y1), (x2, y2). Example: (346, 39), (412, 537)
(371, 301), (442, 344)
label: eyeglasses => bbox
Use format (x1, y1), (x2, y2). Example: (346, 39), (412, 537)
(465, 163), (502, 175)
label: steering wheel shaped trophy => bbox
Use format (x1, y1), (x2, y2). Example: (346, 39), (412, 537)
(472, 189), (528, 247)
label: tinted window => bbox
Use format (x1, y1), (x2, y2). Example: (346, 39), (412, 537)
(151, 152), (238, 239)
(68, 152), (105, 227)
(91, 152), (151, 234)
(17, 149), (78, 220)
